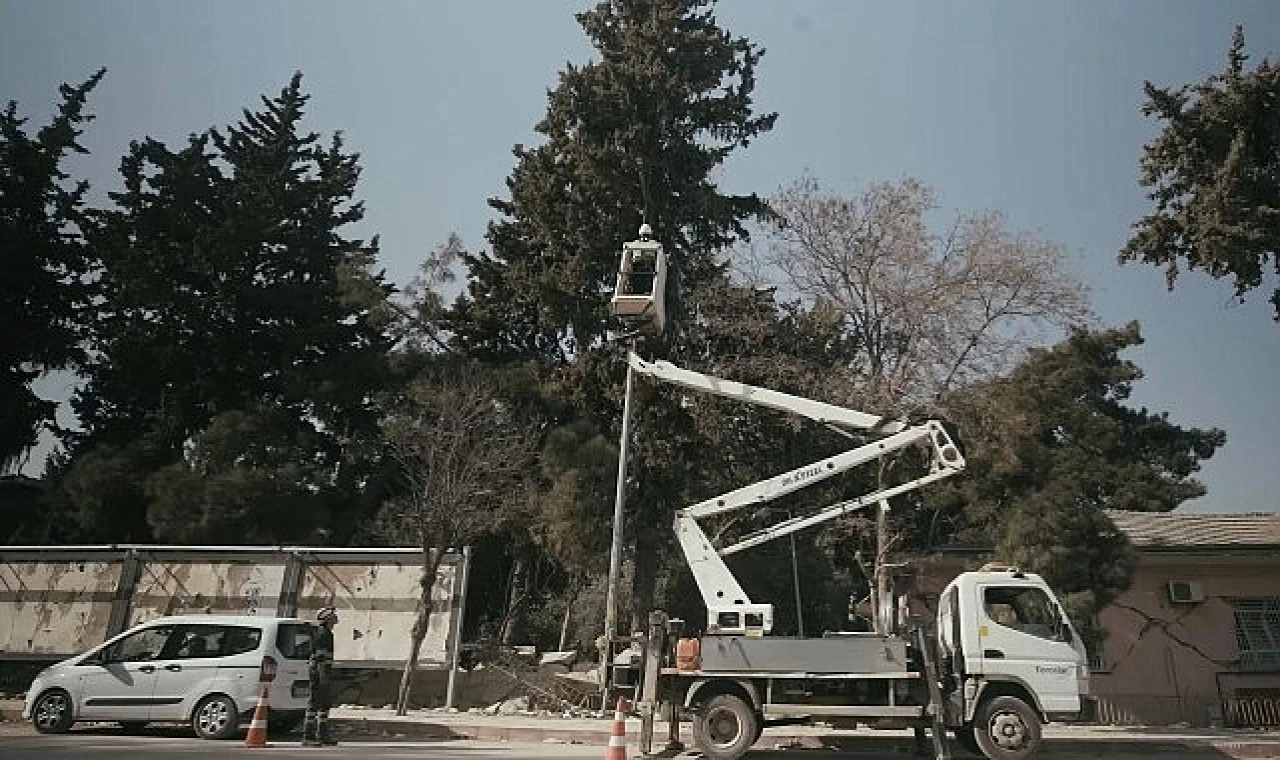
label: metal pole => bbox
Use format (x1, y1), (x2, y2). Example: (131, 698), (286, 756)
(445, 546), (472, 710)
(601, 353), (637, 705)
(789, 526), (805, 637)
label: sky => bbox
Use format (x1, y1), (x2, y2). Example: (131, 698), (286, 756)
(2, 0), (1278, 514)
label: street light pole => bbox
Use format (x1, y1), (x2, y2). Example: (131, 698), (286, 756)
(600, 348), (636, 706)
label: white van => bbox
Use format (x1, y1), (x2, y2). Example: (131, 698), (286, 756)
(22, 615), (315, 739)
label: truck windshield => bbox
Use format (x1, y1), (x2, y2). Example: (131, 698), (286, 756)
(983, 586), (1058, 640)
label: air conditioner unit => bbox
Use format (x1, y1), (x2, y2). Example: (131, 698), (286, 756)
(1167, 580), (1205, 604)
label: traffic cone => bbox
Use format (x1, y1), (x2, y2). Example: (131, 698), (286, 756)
(244, 683), (270, 748)
(604, 696), (628, 760)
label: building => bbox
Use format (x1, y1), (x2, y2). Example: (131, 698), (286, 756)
(1090, 510), (1280, 727)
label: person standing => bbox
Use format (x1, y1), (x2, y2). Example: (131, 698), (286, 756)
(302, 606), (338, 746)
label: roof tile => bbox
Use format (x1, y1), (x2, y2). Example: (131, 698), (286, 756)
(1106, 510), (1280, 548)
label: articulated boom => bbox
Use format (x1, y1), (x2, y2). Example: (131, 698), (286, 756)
(626, 352), (966, 635)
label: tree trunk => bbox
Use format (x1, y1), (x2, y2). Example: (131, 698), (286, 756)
(396, 548), (444, 716)
(500, 554), (528, 645)
(558, 579), (580, 652)
(874, 501), (890, 634)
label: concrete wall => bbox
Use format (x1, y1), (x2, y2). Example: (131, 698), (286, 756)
(130, 559), (288, 622)
(0, 546), (466, 669)
(298, 557), (459, 666)
(1091, 555), (1280, 726)
(0, 556), (122, 657)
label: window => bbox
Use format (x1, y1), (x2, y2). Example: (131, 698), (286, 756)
(983, 586), (1060, 641)
(105, 626), (175, 663)
(167, 625), (262, 658)
(276, 623), (314, 661)
(170, 626), (226, 659)
(222, 626), (263, 656)
(1232, 597), (1280, 671)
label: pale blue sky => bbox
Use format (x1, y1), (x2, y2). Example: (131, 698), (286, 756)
(3, 1), (1277, 513)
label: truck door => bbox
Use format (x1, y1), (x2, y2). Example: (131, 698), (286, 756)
(975, 583), (1081, 714)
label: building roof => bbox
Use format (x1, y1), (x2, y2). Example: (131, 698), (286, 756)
(1106, 510), (1280, 550)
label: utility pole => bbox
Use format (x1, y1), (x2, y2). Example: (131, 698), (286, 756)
(600, 350), (636, 705)
(600, 223), (666, 708)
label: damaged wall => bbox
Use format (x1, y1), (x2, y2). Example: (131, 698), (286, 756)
(0, 546), (467, 669)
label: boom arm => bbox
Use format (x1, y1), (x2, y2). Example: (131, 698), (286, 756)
(626, 352), (965, 634)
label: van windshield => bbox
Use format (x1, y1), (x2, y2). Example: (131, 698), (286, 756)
(276, 623), (314, 661)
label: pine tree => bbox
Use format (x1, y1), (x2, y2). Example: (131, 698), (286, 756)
(61, 73), (393, 543)
(927, 323), (1225, 646)
(0, 70), (104, 469)
(1120, 27), (1280, 318)
(445, 0), (778, 630)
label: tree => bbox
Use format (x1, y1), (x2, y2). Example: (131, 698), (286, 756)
(60, 73), (393, 542)
(0, 70), (104, 470)
(376, 362), (537, 714)
(929, 322), (1225, 647)
(764, 176), (1093, 412)
(1120, 27), (1280, 319)
(445, 0), (777, 635)
(762, 175), (1093, 628)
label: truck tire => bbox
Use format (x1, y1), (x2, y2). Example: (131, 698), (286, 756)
(973, 695), (1041, 760)
(692, 694), (760, 760)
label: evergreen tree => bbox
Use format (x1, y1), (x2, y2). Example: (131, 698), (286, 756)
(1120, 27), (1280, 318)
(0, 70), (104, 469)
(926, 323), (1225, 645)
(60, 73), (393, 543)
(445, 0), (777, 631)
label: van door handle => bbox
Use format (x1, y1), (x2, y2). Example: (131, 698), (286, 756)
(165, 664), (182, 672)
(984, 649), (1005, 659)
(138, 665), (156, 673)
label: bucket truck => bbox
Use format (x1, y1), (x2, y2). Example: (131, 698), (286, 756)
(607, 228), (1090, 760)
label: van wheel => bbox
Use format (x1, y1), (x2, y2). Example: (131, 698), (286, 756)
(31, 690), (74, 734)
(191, 694), (239, 740)
(692, 694), (759, 760)
(974, 696), (1041, 760)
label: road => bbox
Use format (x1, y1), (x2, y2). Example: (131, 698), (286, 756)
(0, 723), (1264, 760)
(0, 723), (601, 759)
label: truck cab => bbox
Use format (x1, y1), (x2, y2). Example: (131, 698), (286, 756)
(937, 567), (1089, 757)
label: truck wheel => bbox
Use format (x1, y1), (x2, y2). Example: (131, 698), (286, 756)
(974, 696), (1041, 760)
(692, 694), (760, 760)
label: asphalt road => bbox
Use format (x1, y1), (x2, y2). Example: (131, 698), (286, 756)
(0, 723), (1266, 760)
(0, 724), (603, 759)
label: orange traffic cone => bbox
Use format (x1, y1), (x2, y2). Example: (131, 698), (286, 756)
(244, 683), (270, 748)
(604, 696), (628, 760)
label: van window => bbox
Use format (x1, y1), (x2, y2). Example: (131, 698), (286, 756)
(276, 623), (314, 660)
(168, 625), (262, 659)
(221, 626), (263, 656)
(105, 625), (175, 663)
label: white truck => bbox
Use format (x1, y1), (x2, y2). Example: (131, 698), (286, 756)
(607, 228), (1090, 760)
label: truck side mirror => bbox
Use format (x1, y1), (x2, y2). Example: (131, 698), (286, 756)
(1057, 619), (1073, 643)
